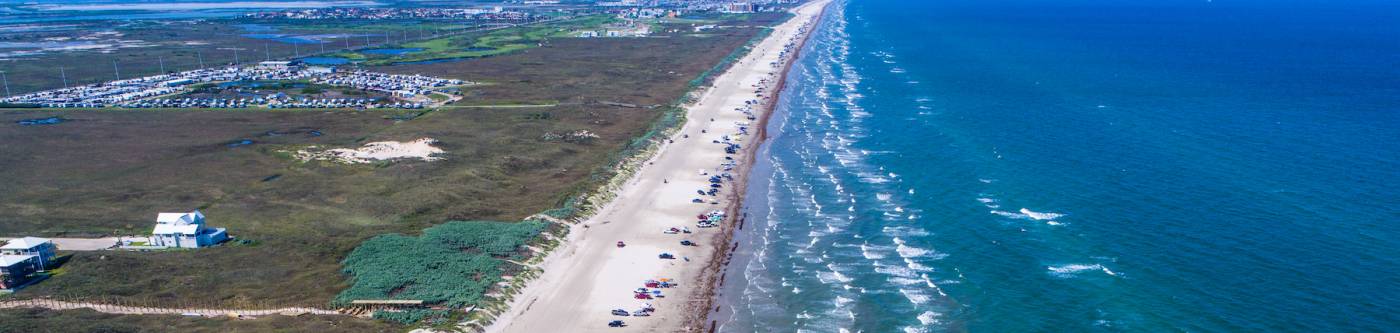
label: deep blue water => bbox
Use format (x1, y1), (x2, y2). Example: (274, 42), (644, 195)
(719, 0), (1400, 332)
(0, 10), (245, 24)
(300, 56), (352, 65)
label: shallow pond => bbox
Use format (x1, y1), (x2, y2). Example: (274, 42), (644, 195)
(300, 56), (350, 65)
(241, 33), (319, 44)
(17, 117), (65, 126)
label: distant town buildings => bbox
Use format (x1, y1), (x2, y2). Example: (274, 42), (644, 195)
(723, 2), (756, 13)
(597, 0), (643, 7)
(1, 61), (464, 109)
(243, 7), (534, 22)
(576, 20), (652, 38)
(596, 0), (794, 14)
(258, 60), (295, 69)
(151, 210), (228, 249)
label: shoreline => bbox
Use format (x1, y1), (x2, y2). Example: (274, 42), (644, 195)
(691, 1), (832, 331)
(484, 1), (832, 332)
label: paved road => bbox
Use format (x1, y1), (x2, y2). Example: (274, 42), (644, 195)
(0, 237), (136, 251)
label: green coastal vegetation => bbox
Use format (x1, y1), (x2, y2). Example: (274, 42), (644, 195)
(0, 8), (790, 331)
(333, 221), (547, 308)
(332, 15), (624, 65)
(0, 308), (396, 333)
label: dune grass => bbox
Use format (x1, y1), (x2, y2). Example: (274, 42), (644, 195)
(0, 11), (790, 330)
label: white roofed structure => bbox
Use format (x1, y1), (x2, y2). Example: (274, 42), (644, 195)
(0, 237), (50, 251)
(0, 237), (55, 271)
(0, 255), (37, 268)
(156, 211), (205, 225)
(150, 210), (227, 249)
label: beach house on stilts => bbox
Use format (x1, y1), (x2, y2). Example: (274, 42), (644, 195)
(1, 237), (55, 291)
(151, 210), (228, 248)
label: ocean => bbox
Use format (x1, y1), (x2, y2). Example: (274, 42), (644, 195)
(717, 0), (1400, 332)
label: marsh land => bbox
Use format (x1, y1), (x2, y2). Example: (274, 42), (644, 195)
(1, 5), (790, 331)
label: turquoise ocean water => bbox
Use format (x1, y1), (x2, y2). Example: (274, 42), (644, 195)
(717, 0), (1400, 331)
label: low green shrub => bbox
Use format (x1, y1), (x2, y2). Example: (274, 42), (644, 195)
(333, 220), (546, 311)
(372, 309), (450, 325)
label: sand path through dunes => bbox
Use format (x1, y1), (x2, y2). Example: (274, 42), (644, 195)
(0, 299), (339, 317)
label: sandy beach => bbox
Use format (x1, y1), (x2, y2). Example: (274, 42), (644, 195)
(486, 1), (830, 332)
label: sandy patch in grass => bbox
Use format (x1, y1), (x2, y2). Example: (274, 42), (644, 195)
(293, 138), (444, 164)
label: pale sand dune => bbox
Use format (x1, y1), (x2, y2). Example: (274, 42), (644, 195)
(486, 2), (831, 332)
(293, 138), (444, 164)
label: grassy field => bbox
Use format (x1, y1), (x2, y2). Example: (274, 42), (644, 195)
(0, 11), (775, 303)
(0, 11), (784, 330)
(282, 21), (474, 33)
(0, 102), (636, 306)
(330, 15), (621, 65)
(172, 81), (399, 103)
(0, 307), (397, 333)
(0, 20), (437, 94)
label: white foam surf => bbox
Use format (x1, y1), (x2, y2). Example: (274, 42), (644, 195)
(1047, 264), (1118, 278)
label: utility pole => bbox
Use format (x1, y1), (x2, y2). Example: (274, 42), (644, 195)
(294, 42), (300, 57)
(197, 51), (205, 68)
(319, 40), (325, 53)
(158, 57), (166, 74)
(60, 67), (69, 89)
(1, 70), (10, 98)
(234, 48), (240, 64)
(344, 37), (350, 50)
(113, 59), (121, 80)
(264, 43), (271, 61)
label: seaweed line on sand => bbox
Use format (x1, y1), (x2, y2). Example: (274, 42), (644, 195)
(689, 2), (831, 331)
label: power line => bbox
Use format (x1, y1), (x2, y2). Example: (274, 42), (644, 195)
(1, 70), (10, 98)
